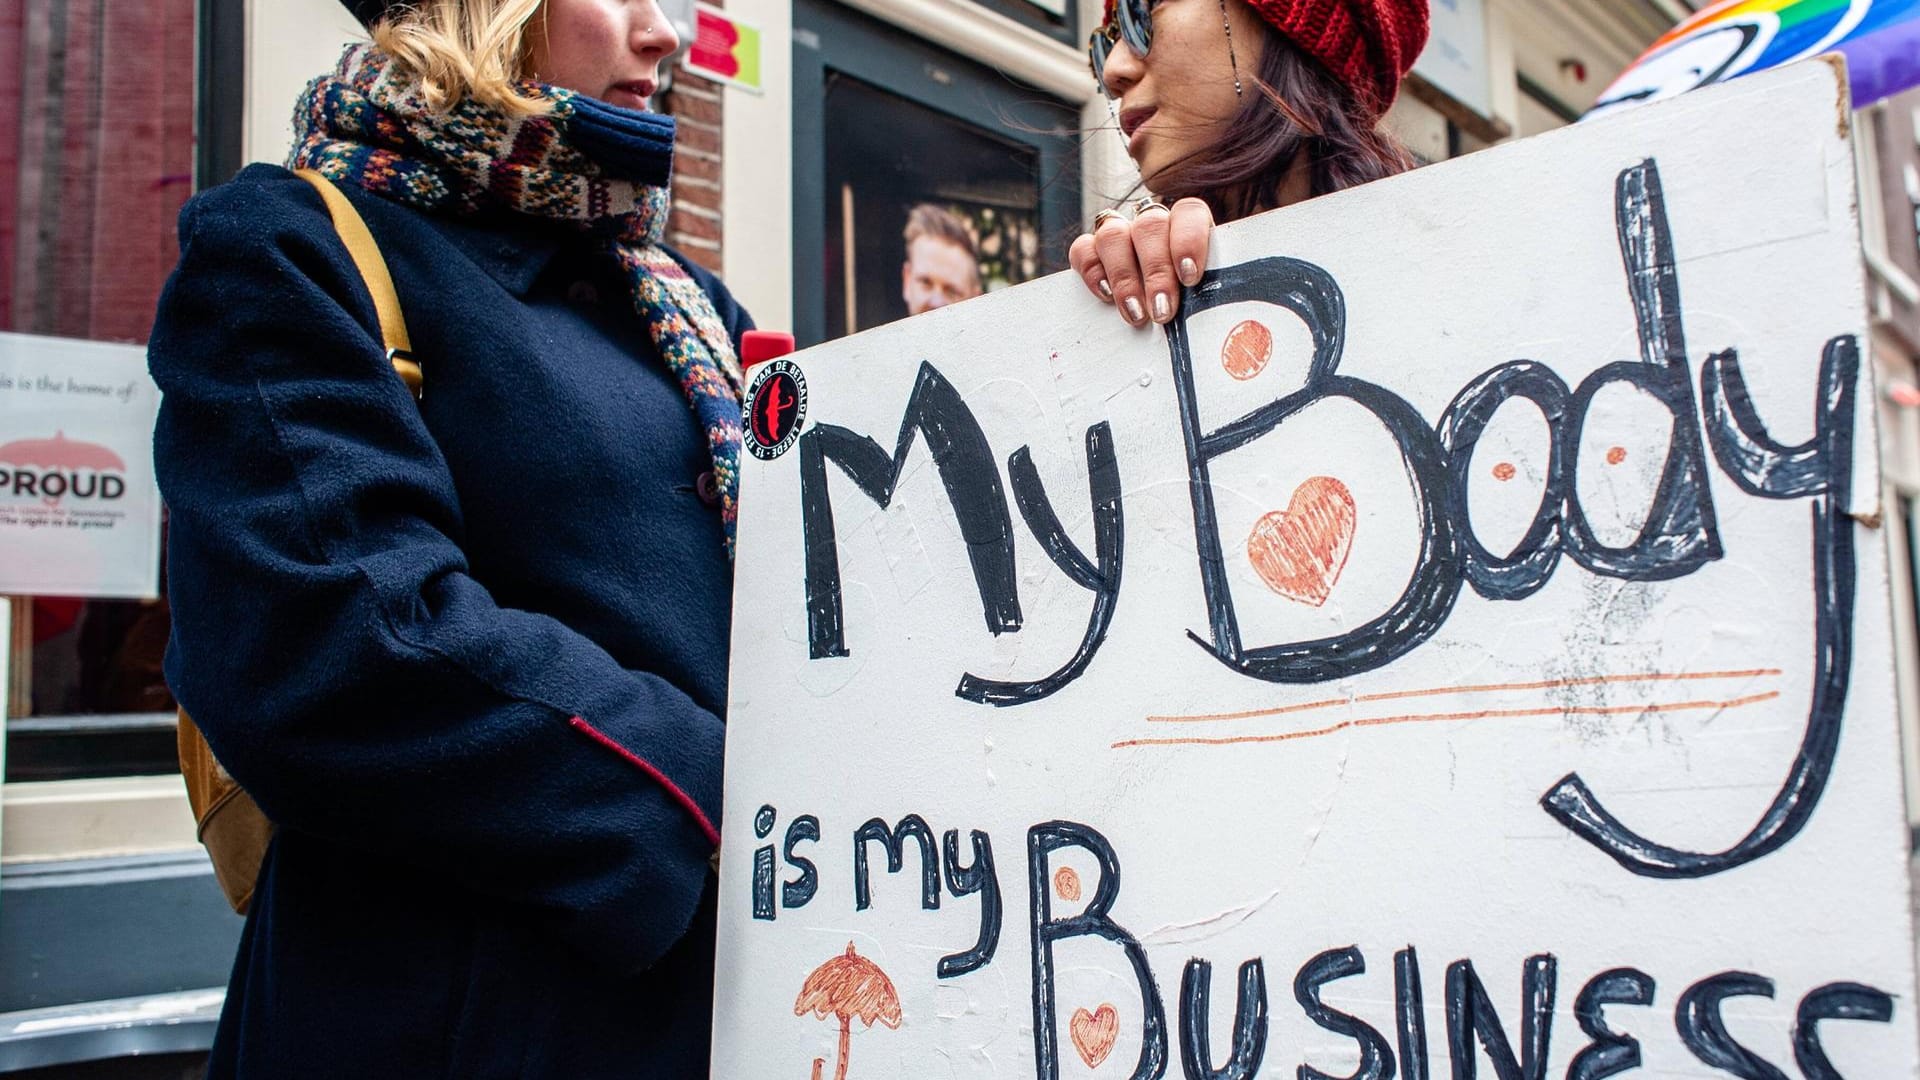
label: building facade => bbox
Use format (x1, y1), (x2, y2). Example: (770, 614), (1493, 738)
(1858, 88), (1920, 829)
(35, 0), (1920, 1073)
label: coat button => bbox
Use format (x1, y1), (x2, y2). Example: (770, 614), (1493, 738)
(566, 280), (600, 304)
(695, 470), (721, 506)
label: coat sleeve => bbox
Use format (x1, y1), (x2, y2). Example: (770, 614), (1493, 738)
(150, 172), (722, 977)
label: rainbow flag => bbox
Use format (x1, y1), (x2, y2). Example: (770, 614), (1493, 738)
(1590, 0), (1920, 118)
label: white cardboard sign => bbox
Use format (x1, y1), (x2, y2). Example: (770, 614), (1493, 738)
(0, 332), (163, 599)
(715, 62), (1919, 1080)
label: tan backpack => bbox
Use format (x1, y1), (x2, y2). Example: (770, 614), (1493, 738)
(177, 167), (420, 914)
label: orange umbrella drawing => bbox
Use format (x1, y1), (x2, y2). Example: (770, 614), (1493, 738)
(794, 942), (901, 1080)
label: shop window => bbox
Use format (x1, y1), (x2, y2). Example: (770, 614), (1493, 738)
(792, 0), (1081, 347)
(823, 74), (1049, 337)
(4, 0), (201, 781)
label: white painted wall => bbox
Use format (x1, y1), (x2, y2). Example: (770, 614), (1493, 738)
(244, 0), (367, 167)
(720, 0), (797, 333)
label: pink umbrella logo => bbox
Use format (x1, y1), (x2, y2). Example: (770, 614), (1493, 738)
(0, 432), (126, 506)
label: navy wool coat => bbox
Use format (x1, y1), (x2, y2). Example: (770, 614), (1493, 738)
(149, 163), (749, 1078)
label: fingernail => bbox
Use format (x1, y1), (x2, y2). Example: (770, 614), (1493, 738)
(1152, 293), (1170, 322)
(1179, 258), (1198, 285)
(1097, 278), (1114, 300)
(1124, 297), (1144, 323)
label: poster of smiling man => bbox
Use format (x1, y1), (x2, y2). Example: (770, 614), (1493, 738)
(712, 60), (1920, 1079)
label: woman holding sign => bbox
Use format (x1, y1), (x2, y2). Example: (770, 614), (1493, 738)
(1070, 0), (1429, 325)
(148, 0), (747, 1076)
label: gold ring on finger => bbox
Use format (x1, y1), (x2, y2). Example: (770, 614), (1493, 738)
(1092, 207), (1127, 229)
(1133, 196), (1170, 216)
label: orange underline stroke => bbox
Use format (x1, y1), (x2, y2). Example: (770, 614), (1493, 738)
(1112, 690), (1782, 750)
(1146, 668), (1784, 724)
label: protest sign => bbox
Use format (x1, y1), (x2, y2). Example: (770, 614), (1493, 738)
(0, 333), (163, 599)
(714, 60), (1919, 1079)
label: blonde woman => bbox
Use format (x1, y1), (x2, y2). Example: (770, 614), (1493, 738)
(147, 1), (747, 1074)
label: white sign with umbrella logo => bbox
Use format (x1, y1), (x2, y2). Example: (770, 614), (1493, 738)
(0, 332), (163, 599)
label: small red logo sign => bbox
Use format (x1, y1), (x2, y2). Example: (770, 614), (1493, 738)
(743, 359), (807, 460)
(690, 8), (742, 80)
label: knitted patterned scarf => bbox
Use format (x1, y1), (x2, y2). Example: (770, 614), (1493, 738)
(289, 44), (745, 555)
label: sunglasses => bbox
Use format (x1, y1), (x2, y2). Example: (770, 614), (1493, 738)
(1087, 0), (1151, 96)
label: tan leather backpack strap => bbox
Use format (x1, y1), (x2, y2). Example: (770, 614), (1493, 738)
(293, 168), (422, 400)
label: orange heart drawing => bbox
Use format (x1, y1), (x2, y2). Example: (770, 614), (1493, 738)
(1247, 476), (1357, 607)
(1070, 1004), (1119, 1069)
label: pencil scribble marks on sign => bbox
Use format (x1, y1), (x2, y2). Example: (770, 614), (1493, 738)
(1247, 476), (1357, 606)
(1071, 1004), (1120, 1068)
(795, 943), (902, 1080)
(1222, 320), (1273, 381)
(1055, 867), (1082, 902)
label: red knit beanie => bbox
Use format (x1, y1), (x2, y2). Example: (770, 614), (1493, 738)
(1103, 0), (1430, 119)
(1250, 0), (1430, 117)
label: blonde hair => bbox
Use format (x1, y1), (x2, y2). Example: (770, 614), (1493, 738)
(371, 0), (552, 116)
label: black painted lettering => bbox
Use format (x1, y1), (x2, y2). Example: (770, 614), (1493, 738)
(1167, 256), (1461, 682)
(751, 804), (777, 921)
(937, 828), (1001, 978)
(1396, 947), (1430, 1080)
(1028, 821), (1167, 1080)
(1294, 946), (1393, 1080)
(1545, 334), (1859, 877)
(958, 421), (1124, 705)
(853, 814), (940, 911)
(1180, 958), (1267, 1080)
(1793, 982), (1893, 1080)
(798, 362), (1020, 659)
(1444, 955), (1556, 1080)
(1674, 972), (1788, 1080)
(782, 814), (821, 910)
(1438, 362), (1573, 601)
(1567, 967), (1656, 1080)
(1561, 159), (1721, 580)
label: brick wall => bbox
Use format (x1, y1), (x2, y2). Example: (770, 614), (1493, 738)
(660, 69), (725, 274)
(4, 0), (195, 343)
(0, 1), (21, 333)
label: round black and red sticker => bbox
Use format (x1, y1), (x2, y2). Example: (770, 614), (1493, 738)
(743, 358), (808, 460)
